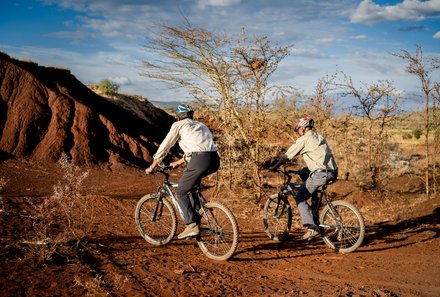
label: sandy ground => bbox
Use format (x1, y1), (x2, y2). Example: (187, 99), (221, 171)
(1, 158), (439, 296)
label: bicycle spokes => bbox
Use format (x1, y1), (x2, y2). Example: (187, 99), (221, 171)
(197, 202), (239, 260)
(263, 195), (292, 242)
(150, 199), (164, 222)
(135, 195), (177, 246)
(320, 201), (365, 253)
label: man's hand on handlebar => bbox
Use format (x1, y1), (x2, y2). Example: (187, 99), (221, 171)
(170, 157), (185, 169)
(146, 159), (182, 175)
(145, 166), (156, 175)
(145, 159), (160, 175)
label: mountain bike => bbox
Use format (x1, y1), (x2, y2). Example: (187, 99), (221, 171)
(263, 168), (365, 253)
(135, 166), (239, 261)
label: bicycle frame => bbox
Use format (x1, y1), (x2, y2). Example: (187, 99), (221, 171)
(152, 167), (210, 226)
(272, 169), (336, 224)
(158, 178), (185, 220)
(272, 170), (300, 219)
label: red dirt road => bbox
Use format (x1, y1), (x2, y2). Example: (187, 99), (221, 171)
(1, 159), (439, 296)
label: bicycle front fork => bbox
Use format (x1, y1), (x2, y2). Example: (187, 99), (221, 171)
(273, 194), (288, 218)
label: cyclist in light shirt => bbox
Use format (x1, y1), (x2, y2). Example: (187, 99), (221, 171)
(270, 117), (338, 240)
(145, 104), (220, 239)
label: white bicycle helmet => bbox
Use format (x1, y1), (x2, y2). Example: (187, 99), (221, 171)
(294, 117), (314, 132)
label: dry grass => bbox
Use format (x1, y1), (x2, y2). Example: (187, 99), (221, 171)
(25, 154), (95, 263)
(73, 275), (110, 297)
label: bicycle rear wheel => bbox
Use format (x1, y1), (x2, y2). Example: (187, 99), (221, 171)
(319, 200), (365, 253)
(263, 194), (292, 241)
(197, 202), (239, 261)
(135, 194), (177, 246)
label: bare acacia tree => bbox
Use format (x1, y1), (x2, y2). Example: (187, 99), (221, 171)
(432, 83), (440, 193)
(305, 72), (338, 132)
(142, 21), (292, 200)
(338, 74), (401, 187)
(269, 89), (301, 142)
(393, 45), (440, 196)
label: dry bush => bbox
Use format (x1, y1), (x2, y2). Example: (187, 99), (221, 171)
(25, 196), (67, 263)
(73, 275), (110, 297)
(73, 272), (129, 296)
(53, 154), (94, 242)
(25, 154), (94, 263)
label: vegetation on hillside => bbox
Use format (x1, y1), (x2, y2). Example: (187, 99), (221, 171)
(99, 79), (120, 96)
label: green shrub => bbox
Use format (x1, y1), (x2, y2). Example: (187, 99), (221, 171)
(99, 79), (119, 96)
(412, 129), (422, 139)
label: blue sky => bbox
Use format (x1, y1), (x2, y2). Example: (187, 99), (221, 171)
(1, 0), (439, 107)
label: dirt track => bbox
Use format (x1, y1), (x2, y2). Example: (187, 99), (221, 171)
(1, 159), (439, 296)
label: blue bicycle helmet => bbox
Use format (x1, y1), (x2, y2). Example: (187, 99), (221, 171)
(175, 104), (194, 119)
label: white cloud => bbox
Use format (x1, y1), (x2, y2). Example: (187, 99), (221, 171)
(108, 76), (132, 86)
(350, 0), (440, 24)
(197, 0), (240, 9)
(352, 35), (368, 40)
(46, 30), (95, 40)
(434, 32), (440, 39)
(316, 37), (343, 44)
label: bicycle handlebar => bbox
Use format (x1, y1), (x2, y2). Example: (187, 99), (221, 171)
(156, 165), (173, 173)
(270, 168), (301, 176)
(145, 165), (173, 177)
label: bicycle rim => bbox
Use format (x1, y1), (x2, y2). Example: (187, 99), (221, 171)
(263, 194), (292, 241)
(197, 202), (239, 261)
(135, 194), (177, 246)
(319, 200), (365, 253)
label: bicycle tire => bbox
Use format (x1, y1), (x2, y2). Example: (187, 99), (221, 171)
(319, 200), (365, 253)
(263, 194), (292, 241)
(197, 201), (239, 261)
(135, 194), (177, 246)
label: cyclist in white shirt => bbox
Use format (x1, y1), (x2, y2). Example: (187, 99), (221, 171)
(145, 104), (220, 239)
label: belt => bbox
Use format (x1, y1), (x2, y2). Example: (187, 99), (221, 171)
(184, 151), (217, 163)
(314, 168), (336, 173)
(191, 151), (217, 155)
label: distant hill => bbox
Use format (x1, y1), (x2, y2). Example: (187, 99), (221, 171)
(0, 51), (175, 168)
(151, 100), (187, 108)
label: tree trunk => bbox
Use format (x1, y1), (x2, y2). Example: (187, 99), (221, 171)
(425, 91), (430, 196)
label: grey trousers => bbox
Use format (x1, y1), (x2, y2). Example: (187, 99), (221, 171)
(295, 167), (338, 229)
(176, 151), (220, 225)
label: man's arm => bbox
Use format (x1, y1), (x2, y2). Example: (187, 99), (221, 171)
(145, 123), (181, 174)
(268, 154), (289, 171)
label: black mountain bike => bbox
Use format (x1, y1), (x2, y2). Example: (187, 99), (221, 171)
(263, 168), (365, 253)
(135, 166), (239, 261)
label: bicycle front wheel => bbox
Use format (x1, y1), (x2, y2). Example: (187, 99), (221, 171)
(319, 200), (365, 253)
(197, 202), (239, 261)
(263, 194), (292, 241)
(135, 194), (177, 246)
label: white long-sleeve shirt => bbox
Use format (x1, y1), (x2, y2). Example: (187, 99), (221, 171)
(153, 118), (217, 163)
